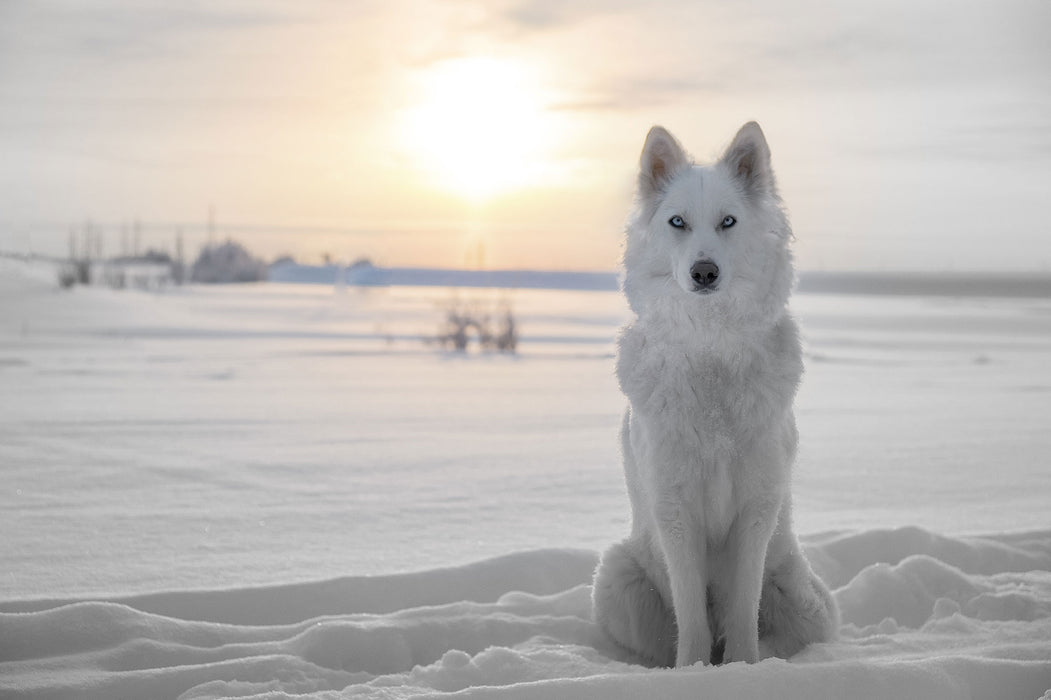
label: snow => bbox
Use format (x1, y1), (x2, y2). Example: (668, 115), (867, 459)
(1, 257), (1050, 699)
(2, 533), (1049, 699)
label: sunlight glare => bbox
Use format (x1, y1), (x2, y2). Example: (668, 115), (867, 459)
(399, 57), (559, 201)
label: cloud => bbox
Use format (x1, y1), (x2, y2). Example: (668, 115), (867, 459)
(0, 0), (330, 142)
(480, 0), (1050, 112)
(485, 0), (634, 33)
(551, 77), (730, 113)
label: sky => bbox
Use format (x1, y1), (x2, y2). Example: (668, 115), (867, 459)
(0, 0), (1048, 271)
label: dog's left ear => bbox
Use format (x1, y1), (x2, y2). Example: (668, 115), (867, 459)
(721, 121), (775, 197)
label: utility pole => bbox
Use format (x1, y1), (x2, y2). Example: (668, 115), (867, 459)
(132, 218), (141, 257)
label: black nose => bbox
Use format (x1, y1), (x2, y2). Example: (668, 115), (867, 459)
(690, 259), (720, 290)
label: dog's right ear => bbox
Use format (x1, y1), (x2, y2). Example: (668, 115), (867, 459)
(639, 126), (689, 201)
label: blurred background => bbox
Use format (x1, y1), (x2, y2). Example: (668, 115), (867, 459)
(3, 0), (1051, 600)
(2, 0), (1049, 273)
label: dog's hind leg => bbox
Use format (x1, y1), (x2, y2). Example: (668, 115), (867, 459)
(758, 542), (839, 658)
(592, 538), (676, 667)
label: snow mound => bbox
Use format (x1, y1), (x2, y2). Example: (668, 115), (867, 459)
(3, 548), (599, 624)
(805, 526), (1051, 589)
(2, 528), (1050, 700)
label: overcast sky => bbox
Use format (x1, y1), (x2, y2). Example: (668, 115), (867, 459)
(1, 0), (1048, 271)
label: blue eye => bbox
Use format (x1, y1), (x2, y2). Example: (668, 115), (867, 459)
(721, 215), (736, 229)
(669, 215), (686, 229)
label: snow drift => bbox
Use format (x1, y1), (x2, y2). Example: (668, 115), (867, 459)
(2, 528), (1050, 700)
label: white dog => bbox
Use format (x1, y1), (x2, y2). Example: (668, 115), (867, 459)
(592, 122), (839, 667)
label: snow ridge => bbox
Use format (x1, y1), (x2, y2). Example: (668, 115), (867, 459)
(2, 528), (1050, 700)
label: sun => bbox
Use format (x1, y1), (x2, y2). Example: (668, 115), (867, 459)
(399, 56), (558, 201)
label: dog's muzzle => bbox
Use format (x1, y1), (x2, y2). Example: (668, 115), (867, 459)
(690, 259), (720, 292)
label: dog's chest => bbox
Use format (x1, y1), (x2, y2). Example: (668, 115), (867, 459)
(622, 322), (794, 419)
(617, 319), (800, 476)
(618, 320), (799, 539)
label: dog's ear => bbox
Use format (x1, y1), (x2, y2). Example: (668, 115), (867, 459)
(639, 126), (689, 200)
(721, 121), (775, 197)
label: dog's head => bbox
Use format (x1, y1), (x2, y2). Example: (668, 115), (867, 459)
(623, 122), (794, 326)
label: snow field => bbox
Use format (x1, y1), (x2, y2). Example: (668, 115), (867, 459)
(2, 529), (1049, 699)
(2, 258), (1050, 698)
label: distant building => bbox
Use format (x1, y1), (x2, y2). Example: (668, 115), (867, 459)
(191, 241), (268, 283)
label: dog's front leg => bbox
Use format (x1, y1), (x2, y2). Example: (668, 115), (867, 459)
(722, 500), (779, 663)
(654, 501), (711, 667)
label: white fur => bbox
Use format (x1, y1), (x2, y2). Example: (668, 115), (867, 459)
(593, 122), (839, 667)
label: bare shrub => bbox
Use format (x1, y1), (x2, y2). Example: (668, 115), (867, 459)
(57, 264), (77, 289)
(435, 296), (518, 354)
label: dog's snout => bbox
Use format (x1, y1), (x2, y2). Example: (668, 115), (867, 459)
(690, 259), (720, 290)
